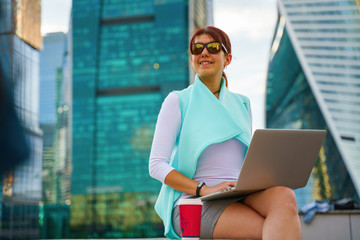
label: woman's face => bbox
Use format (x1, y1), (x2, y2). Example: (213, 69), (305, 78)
(190, 34), (232, 81)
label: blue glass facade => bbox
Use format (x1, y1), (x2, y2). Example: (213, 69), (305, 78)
(266, 15), (359, 207)
(40, 32), (66, 125)
(40, 32), (66, 204)
(71, 0), (204, 237)
(39, 30), (73, 238)
(0, 0), (43, 238)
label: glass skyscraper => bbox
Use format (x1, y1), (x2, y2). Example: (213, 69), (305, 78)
(71, 0), (212, 238)
(0, 0), (43, 238)
(40, 32), (66, 204)
(55, 25), (73, 209)
(266, 0), (360, 207)
(39, 31), (72, 239)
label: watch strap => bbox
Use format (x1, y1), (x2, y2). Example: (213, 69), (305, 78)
(196, 182), (206, 197)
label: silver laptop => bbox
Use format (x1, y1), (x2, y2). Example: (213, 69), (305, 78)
(199, 129), (326, 201)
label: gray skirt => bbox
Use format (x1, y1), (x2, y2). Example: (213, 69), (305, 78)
(172, 197), (245, 239)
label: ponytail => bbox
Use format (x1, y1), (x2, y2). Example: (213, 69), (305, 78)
(222, 71), (228, 87)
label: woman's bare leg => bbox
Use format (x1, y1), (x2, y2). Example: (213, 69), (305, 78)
(212, 186), (301, 239)
(243, 186), (301, 240)
(212, 202), (264, 239)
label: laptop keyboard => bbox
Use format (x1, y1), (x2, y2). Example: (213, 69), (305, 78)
(220, 187), (235, 193)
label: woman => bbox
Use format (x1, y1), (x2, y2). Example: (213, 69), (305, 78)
(149, 26), (301, 239)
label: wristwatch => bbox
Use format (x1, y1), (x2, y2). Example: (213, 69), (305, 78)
(196, 182), (206, 197)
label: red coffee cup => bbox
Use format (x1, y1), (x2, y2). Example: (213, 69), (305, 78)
(178, 198), (203, 239)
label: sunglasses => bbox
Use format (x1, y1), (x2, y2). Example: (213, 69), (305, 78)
(191, 41), (228, 55)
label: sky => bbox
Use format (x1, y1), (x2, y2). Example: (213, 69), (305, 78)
(213, 0), (277, 131)
(41, 0), (278, 131)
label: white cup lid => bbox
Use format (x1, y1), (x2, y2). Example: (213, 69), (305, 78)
(178, 198), (203, 205)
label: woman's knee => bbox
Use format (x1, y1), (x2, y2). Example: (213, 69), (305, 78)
(266, 186), (298, 212)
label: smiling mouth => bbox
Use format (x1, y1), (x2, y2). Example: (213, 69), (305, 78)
(200, 61), (213, 65)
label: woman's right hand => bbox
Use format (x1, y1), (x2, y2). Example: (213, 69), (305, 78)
(199, 181), (236, 196)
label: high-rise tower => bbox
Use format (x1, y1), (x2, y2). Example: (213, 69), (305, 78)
(0, 0), (43, 238)
(266, 0), (360, 206)
(71, 0), (212, 237)
(40, 32), (66, 204)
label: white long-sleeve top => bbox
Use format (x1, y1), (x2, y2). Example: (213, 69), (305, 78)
(149, 92), (248, 200)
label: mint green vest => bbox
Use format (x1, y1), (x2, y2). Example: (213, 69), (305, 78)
(154, 75), (252, 239)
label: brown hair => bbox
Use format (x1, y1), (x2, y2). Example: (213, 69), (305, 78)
(189, 26), (231, 86)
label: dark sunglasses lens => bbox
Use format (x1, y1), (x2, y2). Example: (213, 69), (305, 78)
(207, 42), (221, 54)
(192, 43), (204, 55)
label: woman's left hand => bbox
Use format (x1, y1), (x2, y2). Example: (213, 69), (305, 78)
(199, 181), (236, 196)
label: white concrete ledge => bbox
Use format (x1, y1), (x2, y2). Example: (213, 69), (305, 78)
(300, 210), (360, 240)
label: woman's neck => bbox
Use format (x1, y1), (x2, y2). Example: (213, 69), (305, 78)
(198, 75), (222, 95)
